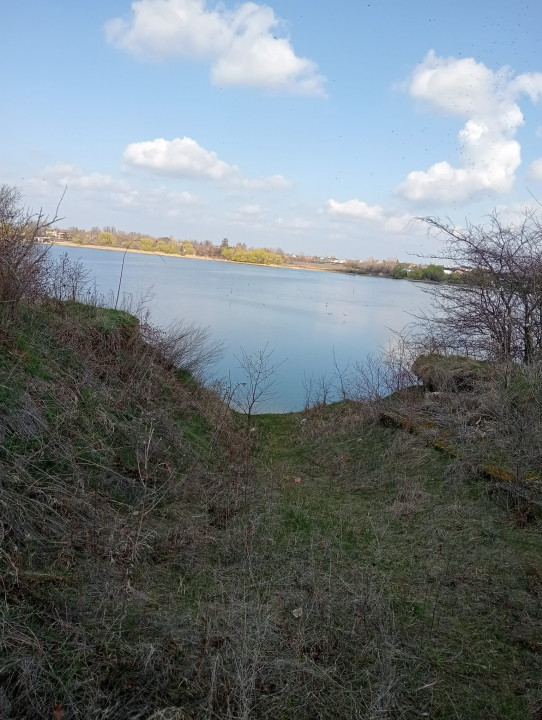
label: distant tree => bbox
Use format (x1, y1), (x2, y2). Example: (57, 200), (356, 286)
(422, 264), (445, 282)
(166, 240), (179, 254)
(193, 240), (217, 257)
(98, 231), (115, 246)
(408, 267), (424, 281)
(392, 264), (408, 279)
(221, 245), (284, 265)
(140, 237), (155, 252)
(181, 240), (195, 255)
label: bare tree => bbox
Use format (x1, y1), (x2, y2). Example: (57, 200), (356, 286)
(417, 209), (542, 364)
(0, 185), (63, 311)
(301, 371), (334, 410)
(233, 344), (284, 425)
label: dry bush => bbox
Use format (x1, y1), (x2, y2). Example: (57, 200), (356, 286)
(387, 348), (542, 494)
(0, 185), (62, 312)
(188, 566), (402, 720)
(141, 318), (224, 381)
(418, 209), (542, 364)
(43, 252), (94, 302)
(301, 371), (334, 411)
(454, 363), (542, 482)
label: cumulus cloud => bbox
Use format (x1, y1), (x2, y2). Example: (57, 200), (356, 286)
(123, 136), (290, 189)
(327, 198), (384, 221)
(30, 164), (199, 211)
(529, 158), (542, 181)
(326, 198), (412, 234)
(398, 51), (542, 203)
(31, 164), (141, 206)
(240, 174), (292, 190)
(38, 164), (117, 191)
(124, 137), (237, 180)
(512, 73), (542, 103)
(105, 0), (326, 96)
(228, 203), (265, 220)
(383, 213), (413, 233)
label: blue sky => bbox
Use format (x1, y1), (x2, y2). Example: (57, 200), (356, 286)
(2, 0), (542, 259)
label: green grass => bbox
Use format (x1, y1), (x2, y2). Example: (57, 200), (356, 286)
(1, 300), (541, 719)
(248, 407), (542, 719)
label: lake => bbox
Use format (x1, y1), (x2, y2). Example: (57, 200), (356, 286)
(50, 246), (431, 412)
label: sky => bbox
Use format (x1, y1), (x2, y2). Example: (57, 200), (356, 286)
(2, 0), (542, 260)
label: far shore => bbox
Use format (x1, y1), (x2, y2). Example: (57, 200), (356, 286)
(51, 241), (430, 282)
(51, 240), (329, 273)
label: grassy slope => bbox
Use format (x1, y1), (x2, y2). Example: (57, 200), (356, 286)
(0, 303), (541, 719)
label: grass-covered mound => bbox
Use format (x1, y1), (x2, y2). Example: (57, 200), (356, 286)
(411, 353), (492, 392)
(0, 300), (246, 718)
(1, 301), (541, 719)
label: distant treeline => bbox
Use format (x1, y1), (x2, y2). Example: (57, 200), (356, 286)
(340, 259), (463, 283)
(54, 227), (285, 265)
(50, 227), (459, 279)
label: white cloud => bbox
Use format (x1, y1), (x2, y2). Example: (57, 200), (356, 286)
(326, 198), (414, 234)
(29, 164), (200, 213)
(398, 51), (542, 203)
(32, 164), (141, 207)
(124, 137), (237, 180)
(529, 158), (542, 181)
(38, 164), (117, 191)
(240, 174), (292, 190)
(163, 188), (199, 205)
(105, 0), (326, 96)
(512, 73), (542, 103)
(226, 203), (267, 228)
(327, 198), (384, 221)
(383, 213), (413, 233)
(238, 203), (262, 215)
(123, 136), (290, 189)
(276, 216), (313, 231)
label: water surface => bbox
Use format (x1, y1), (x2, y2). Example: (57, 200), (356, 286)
(51, 246), (430, 411)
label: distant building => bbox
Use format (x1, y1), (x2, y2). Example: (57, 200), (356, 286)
(44, 229), (71, 241)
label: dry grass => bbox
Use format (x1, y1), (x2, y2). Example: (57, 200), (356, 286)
(0, 301), (541, 719)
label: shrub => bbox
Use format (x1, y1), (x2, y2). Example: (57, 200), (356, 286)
(0, 185), (59, 310)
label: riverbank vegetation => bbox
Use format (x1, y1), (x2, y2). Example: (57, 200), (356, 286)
(47, 225), (458, 280)
(220, 243), (284, 266)
(1, 187), (541, 718)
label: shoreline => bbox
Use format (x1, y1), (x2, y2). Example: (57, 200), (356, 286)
(52, 241), (434, 283)
(51, 241), (328, 273)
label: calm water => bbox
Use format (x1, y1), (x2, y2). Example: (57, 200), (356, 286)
(51, 246), (430, 412)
